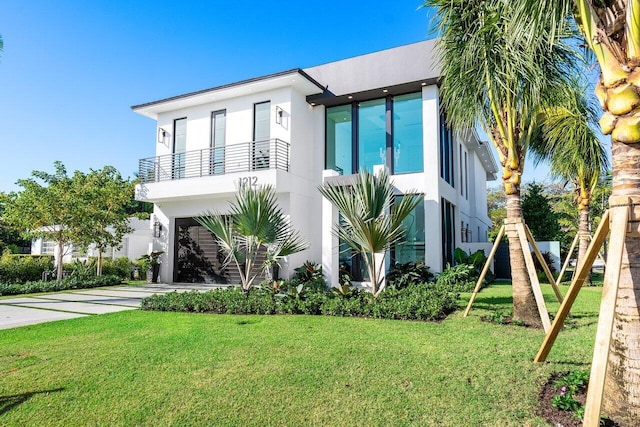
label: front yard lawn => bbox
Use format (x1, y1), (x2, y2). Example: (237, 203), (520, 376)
(0, 281), (600, 426)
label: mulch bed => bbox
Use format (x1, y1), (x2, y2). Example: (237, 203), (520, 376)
(538, 373), (620, 427)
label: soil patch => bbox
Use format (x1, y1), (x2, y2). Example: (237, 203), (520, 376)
(538, 373), (620, 427)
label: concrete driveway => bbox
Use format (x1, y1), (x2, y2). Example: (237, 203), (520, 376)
(0, 283), (218, 330)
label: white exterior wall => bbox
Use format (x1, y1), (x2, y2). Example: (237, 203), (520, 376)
(134, 42), (498, 285)
(31, 218), (152, 266)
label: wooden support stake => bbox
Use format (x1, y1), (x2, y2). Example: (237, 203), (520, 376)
(534, 210), (610, 363)
(525, 224), (563, 303)
(463, 224), (505, 317)
(516, 222), (551, 332)
(556, 232), (579, 287)
(583, 205), (628, 427)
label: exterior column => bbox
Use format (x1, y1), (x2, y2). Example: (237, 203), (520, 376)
(322, 169), (339, 288)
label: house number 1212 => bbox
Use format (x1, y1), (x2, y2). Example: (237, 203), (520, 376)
(238, 176), (258, 186)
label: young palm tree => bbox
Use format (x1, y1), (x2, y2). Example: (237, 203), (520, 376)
(424, 0), (578, 326)
(196, 183), (308, 291)
(529, 80), (609, 279)
(318, 170), (422, 297)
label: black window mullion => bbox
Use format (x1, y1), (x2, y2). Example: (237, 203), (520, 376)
(352, 102), (358, 174)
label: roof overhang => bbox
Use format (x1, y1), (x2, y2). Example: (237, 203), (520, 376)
(459, 129), (499, 181)
(306, 78), (439, 107)
(132, 69), (325, 120)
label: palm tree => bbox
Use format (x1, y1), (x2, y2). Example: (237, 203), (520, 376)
(318, 170), (422, 297)
(424, 0), (579, 326)
(529, 79), (609, 281)
(196, 183), (308, 291)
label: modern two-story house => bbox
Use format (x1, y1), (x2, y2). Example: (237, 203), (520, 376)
(133, 40), (497, 287)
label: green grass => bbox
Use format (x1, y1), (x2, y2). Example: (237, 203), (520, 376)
(0, 281), (601, 426)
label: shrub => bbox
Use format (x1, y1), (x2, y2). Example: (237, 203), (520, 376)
(0, 275), (121, 296)
(291, 261), (327, 292)
(66, 259), (97, 281)
(436, 264), (477, 292)
(142, 283), (459, 322)
(454, 248), (494, 284)
(386, 261), (434, 289)
(101, 257), (134, 278)
(0, 254), (55, 284)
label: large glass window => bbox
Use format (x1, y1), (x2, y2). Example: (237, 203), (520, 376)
(358, 99), (387, 173)
(326, 105), (353, 175)
(393, 196), (425, 264)
(393, 93), (423, 174)
(325, 93), (424, 175)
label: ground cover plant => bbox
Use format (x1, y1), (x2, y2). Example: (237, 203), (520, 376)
(0, 281), (603, 426)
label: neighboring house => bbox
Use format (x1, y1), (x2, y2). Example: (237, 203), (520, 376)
(31, 218), (152, 266)
(133, 40), (498, 287)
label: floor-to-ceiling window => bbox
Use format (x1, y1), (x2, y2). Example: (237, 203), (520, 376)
(358, 99), (386, 173)
(441, 198), (456, 269)
(393, 93), (423, 174)
(173, 117), (187, 179)
(211, 110), (226, 174)
(325, 92), (423, 175)
(253, 101), (271, 170)
(393, 196), (425, 264)
(440, 112), (454, 186)
(326, 105), (353, 175)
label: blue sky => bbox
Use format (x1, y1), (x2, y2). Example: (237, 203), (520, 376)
(0, 1), (558, 192)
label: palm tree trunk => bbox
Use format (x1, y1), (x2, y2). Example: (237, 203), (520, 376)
(577, 206), (591, 284)
(601, 140), (640, 424)
(506, 192), (542, 327)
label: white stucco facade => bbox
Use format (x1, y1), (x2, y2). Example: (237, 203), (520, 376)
(133, 40), (497, 286)
(31, 218), (152, 266)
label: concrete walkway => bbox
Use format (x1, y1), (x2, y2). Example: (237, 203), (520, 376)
(0, 283), (216, 330)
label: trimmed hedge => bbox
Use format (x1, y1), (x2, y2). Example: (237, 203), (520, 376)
(0, 254), (55, 284)
(0, 275), (122, 296)
(141, 282), (459, 321)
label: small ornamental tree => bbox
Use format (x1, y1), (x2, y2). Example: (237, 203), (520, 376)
(196, 183), (308, 291)
(4, 162), (80, 280)
(319, 170), (422, 296)
(72, 167), (134, 276)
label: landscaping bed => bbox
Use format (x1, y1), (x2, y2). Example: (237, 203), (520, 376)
(0, 275), (122, 296)
(141, 283), (459, 321)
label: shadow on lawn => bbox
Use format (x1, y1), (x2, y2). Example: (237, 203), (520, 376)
(0, 388), (64, 415)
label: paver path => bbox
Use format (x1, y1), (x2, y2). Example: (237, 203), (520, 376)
(0, 283), (217, 330)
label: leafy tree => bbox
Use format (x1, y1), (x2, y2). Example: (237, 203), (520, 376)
(487, 186), (507, 241)
(0, 193), (29, 253)
(72, 167), (134, 276)
(318, 170), (422, 296)
(521, 183), (562, 242)
(424, 0), (579, 326)
(196, 183), (308, 291)
(3, 162), (81, 280)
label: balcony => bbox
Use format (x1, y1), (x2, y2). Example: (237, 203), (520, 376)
(138, 138), (290, 184)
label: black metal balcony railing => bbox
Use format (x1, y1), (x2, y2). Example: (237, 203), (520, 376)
(138, 139), (289, 184)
